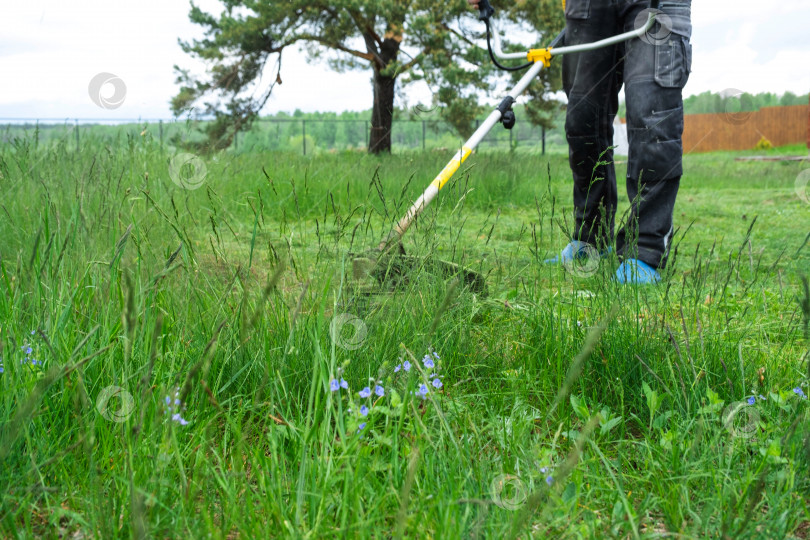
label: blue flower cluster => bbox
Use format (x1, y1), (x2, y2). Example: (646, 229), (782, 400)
(329, 367), (380, 432)
(329, 378), (348, 391)
(2, 331), (41, 373)
(164, 388), (189, 426)
(539, 466), (554, 486)
(328, 348), (446, 434)
(744, 384), (808, 405)
(395, 351), (443, 400)
(21, 330), (41, 367)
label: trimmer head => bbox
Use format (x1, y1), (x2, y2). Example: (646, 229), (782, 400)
(350, 247), (487, 295)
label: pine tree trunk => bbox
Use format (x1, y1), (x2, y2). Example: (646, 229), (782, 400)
(369, 68), (396, 154)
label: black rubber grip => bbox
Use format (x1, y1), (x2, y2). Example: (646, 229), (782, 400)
(650, 0), (660, 9)
(478, 0), (495, 21)
(548, 28), (566, 49)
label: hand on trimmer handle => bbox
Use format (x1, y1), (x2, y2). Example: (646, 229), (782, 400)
(477, 0), (495, 22)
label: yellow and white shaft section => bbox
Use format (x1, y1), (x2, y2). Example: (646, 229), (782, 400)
(380, 59), (548, 251)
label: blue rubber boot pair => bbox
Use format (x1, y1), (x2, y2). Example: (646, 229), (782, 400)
(545, 241), (661, 284)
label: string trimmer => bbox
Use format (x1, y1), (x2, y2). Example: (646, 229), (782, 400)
(352, 0), (661, 293)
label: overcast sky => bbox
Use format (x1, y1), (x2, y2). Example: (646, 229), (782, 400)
(1, 0), (808, 120)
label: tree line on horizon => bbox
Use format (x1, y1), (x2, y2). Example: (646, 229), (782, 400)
(262, 90), (810, 123)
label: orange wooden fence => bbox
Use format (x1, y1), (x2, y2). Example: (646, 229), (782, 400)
(681, 104), (809, 153)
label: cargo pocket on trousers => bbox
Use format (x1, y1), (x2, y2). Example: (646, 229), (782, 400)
(654, 36), (691, 88)
(565, 0), (590, 19)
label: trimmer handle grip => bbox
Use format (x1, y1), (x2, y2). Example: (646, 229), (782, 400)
(478, 0), (495, 21)
(650, 0), (660, 9)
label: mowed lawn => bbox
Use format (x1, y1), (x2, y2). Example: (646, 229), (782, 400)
(0, 133), (809, 538)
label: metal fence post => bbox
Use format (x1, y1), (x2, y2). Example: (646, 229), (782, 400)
(365, 121), (369, 149)
(542, 125), (546, 155)
(159, 120), (164, 146)
(302, 119), (307, 156)
(509, 126), (513, 150)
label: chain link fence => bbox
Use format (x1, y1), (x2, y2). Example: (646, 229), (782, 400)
(0, 115), (569, 154)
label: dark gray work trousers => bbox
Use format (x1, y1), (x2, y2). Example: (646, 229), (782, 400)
(563, 0), (692, 269)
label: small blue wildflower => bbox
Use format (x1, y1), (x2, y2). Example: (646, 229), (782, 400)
(164, 388), (183, 415)
(24, 346), (32, 355)
(539, 467), (548, 474)
(423, 355), (435, 369)
(171, 413), (189, 426)
(545, 475), (554, 486)
(0, 365), (4, 374)
(359, 387), (372, 398)
(375, 385), (384, 397)
(358, 422), (367, 431)
(432, 378), (442, 389)
(341, 379), (348, 389)
(747, 396), (756, 405)
(758, 394), (766, 400)
(360, 405), (369, 416)
(417, 384), (429, 399)
(330, 379), (340, 392)
(794, 387), (807, 399)
(31, 330), (35, 335)
(394, 364), (401, 373)
(403, 360), (411, 372)
(433, 351), (440, 360)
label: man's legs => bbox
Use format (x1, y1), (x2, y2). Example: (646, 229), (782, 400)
(617, 1), (692, 271)
(561, 0), (623, 252)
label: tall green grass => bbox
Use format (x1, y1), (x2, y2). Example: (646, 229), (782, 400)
(0, 132), (808, 537)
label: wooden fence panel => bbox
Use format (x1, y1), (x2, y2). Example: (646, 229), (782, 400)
(681, 104), (808, 153)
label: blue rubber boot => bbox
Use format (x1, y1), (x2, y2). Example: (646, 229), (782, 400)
(544, 240), (589, 265)
(615, 259), (661, 284)
(544, 241), (611, 265)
